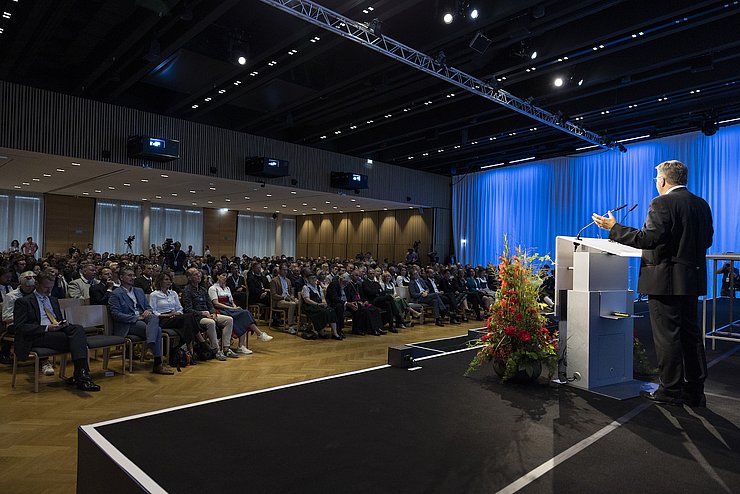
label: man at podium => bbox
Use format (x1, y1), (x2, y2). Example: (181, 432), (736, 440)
(592, 160), (713, 407)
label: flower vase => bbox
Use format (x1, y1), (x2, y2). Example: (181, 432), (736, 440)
(492, 359), (542, 384)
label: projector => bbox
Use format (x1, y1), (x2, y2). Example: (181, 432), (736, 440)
(127, 135), (180, 162)
(330, 171), (368, 190)
(245, 157), (290, 178)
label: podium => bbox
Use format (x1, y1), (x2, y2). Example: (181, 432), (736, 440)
(555, 236), (652, 399)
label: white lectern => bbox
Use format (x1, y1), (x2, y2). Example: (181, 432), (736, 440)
(555, 236), (651, 399)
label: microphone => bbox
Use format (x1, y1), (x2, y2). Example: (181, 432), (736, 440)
(576, 204), (628, 240)
(620, 204), (638, 223)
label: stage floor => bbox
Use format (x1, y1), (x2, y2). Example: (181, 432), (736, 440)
(79, 336), (740, 494)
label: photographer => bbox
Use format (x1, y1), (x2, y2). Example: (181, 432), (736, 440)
(716, 261), (739, 297)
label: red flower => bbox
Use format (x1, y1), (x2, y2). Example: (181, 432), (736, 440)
(514, 313), (523, 321)
(481, 333), (492, 341)
(517, 330), (532, 341)
(504, 326), (517, 336)
(540, 327), (549, 334)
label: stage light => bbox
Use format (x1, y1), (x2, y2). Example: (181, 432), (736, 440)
(237, 55), (246, 65)
(443, 12), (453, 24)
(469, 8), (478, 19)
(553, 77), (564, 87)
(434, 51), (447, 67)
(530, 50), (538, 60)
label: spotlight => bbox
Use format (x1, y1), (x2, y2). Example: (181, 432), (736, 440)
(369, 18), (383, 37)
(236, 55), (247, 65)
(443, 12), (453, 24)
(469, 8), (478, 19)
(553, 77), (564, 87)
(513, 41), (537, 61)
(434, 50), (447, 67)
(272, 212), (278, 219)
(701, 119), (718, 136)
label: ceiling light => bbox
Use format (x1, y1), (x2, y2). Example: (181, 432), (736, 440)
(220, 208), (229, 214)
(94, 190), (102, 193)
(282, 204), (287, 208)
(32, 178), (40, 182)
(204, 97), (212, 102)
(480, 163), (505, 169)
(218, 89), (226, 94)
(325, 201), (330, 204)
(13, 185), (21, 189)
(72, 162), (81, 166)
(141, 179), (148, 182)
(469, 8), (479, 19)
(208, 201), (213, 204)
(509, 156), (536, 163)
(108, 186), (115, 190)
(225, 198), (231, 202)
(83, 192), (89, 195)
(161, 174), (168, 178)
(43, 173), (51, 177)
(155, 195), (162, 199)
(56, 168), (65, 172)
(171, 193), (178, 196)
(250, 71), (259, 76)
(237, 56), (247, 65)
(302, 203), (307, 206)
(553, 77), (564, 87)
(291, 191), (297, 194)
(22, 182), (29, 186)
(266, 194), (272, 197)
(191, 104), (199, 109)
(142, 198), (147, 201)
(192, 202), (197, 206)
(190, 190), (196, 193)
(245, 196), (250, 200)
(443, 13), (453, 24)
(293, 209), (297, 212)
(209, 186), (216, 190)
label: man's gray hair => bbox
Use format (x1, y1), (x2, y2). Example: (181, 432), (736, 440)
(656, 160), (688, 185)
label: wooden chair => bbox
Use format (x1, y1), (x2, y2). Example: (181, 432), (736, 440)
(59, 298), (85, 311)
(64, 304), (127, 376)
(396, 285), (427, 325)
(269, 298), (288, 330)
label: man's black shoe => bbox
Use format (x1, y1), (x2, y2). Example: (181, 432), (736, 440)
(388, 326), (399, 334)
(435, 318), (444, 327)
(640, 390), (683, 405)
(76, 379), (101, 392)
(74, 368), (95, 383)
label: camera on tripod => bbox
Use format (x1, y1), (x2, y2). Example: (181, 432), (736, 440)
(162, 238), (174, 254)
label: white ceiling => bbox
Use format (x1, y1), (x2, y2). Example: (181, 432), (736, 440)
(0, 148), (420, 215)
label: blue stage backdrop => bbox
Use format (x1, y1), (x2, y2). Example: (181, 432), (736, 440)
(453, 124), (740, 295)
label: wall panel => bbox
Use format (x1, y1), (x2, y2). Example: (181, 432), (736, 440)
(203, 208), (237, 258)
(43, 194), (95, 255)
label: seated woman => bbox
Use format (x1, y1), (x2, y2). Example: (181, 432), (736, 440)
(301, 272), (342, 340)
(209, 270), (273, 356)
(149, 272), (200, 361)
(381, 271), (421, 321)
(465, 268), (492, 320)
(395, 266), (410, 287)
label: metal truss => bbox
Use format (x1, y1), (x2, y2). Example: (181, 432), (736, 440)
(259, 0), (617, 150)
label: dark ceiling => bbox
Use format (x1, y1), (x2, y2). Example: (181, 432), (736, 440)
(1, 0), (739, 175)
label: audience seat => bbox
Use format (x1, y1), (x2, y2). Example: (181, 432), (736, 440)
(64, 304), (127, 377)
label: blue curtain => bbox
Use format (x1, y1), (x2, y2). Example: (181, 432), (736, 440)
(453, 125), (740, 293)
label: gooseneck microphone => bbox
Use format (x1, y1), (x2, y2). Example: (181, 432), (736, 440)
(576, 203), (627, 240)
(620, 204), (638, 223)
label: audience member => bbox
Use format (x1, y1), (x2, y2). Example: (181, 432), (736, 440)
(270, 264), (298, 334)
(109, 267), (174, 375)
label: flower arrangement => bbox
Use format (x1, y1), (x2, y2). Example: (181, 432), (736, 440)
(465, 236), (559, 381)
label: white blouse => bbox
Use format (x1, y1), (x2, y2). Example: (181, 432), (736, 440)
(149, 289), (184, 316)
(208, 283), (234, 306)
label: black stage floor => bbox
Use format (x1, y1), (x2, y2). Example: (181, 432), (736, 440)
(78, 299), (740, 493)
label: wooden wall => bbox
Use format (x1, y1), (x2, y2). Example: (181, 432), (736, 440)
(43, 193), (95, 255)
(203, 208), (237, 258)
(296, 209), (434, 262)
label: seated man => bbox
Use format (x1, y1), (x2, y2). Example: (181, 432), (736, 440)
(270, 264), (298, 333)
(67, 262), (97, 299)
(180, 267), (236, 361)
(133, 264), (155, 295)
(89, 267), (115, 306)
(247, 261), (271, 307)
(409, 268), (448, 326)
(13, 270), (100, 391)
(226, 262), (248, 309)
(1, 271), (55, 374)
(109, 267), (174, 375)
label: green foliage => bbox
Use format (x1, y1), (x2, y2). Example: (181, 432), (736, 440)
(465, 235), (559, 381)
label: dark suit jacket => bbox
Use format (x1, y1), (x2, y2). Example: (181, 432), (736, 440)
(609, 187), (713, 295)
(247, 272), (270, 305)
(133, 276), (153, 295)
(408, 277), (429, 302)
(12, 293), (64, 360)
(227, 274), (247, 295)
(89, 282), (112, 306)
(361, 279), (384, 301)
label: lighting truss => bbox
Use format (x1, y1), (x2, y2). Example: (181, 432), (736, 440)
(258, 0), (617, 150)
